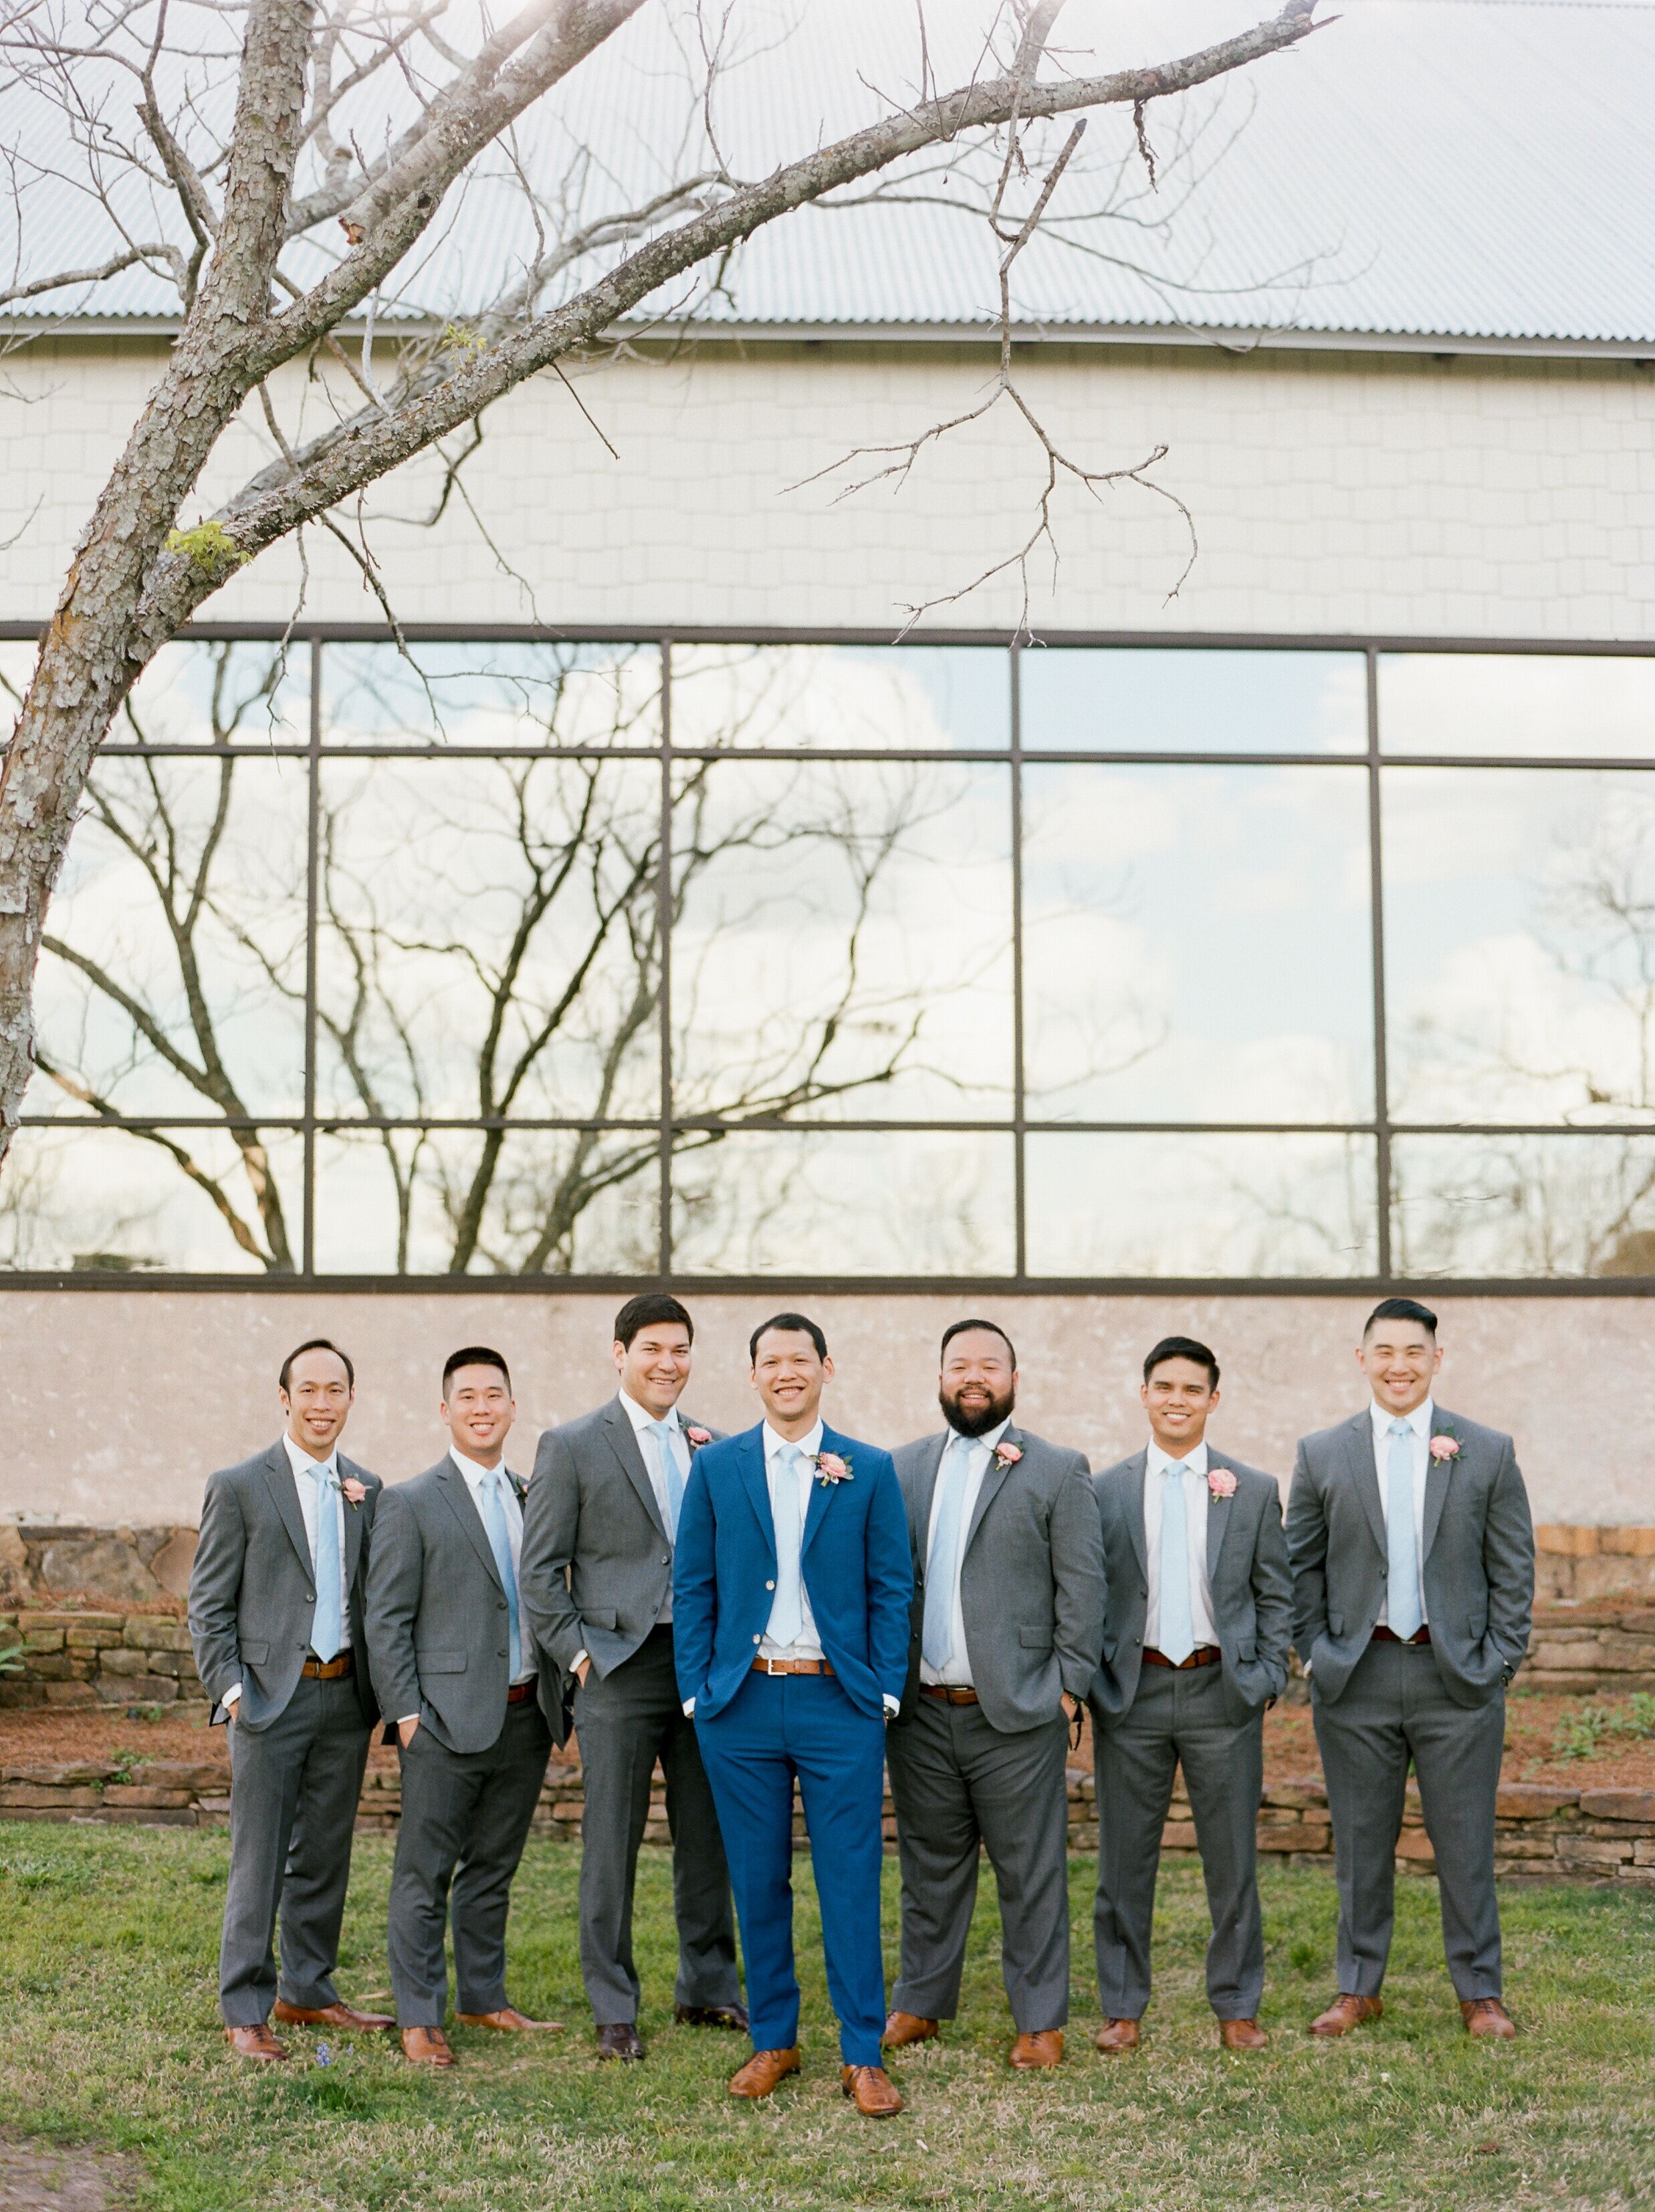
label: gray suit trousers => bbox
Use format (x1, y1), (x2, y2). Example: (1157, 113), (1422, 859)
(1313, 1638), (1505, 2001)
(388, 1698), (554, 2025)
(574, 1625), (740, 2025)
(1093, 1664), (1264, 2022)
(219, 1674), (372, 2026)
(886, 1698), (1071, 2033)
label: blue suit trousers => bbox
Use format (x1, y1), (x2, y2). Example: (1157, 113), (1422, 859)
(695, 1671), (887, 2066)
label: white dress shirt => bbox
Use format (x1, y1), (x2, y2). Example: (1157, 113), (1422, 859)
(919, 1417), (1009, 1688)
(226, 1434), (351, 1712)
(1369, 1396), (1432, 1629)
(619, 1387), (691, 1626)
(1143, 1438), (1220, 1653)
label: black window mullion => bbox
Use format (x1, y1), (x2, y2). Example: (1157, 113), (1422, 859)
(1367, 645), (1392, 1280)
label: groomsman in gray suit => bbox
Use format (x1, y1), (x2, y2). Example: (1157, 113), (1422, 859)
(189, 1339), (394, 2060)
(366, 1348), (564, 2067)
(1287, 1298), (1534, 2040)
(1089, 1336), (1293, 2054)
(520, 1294), (743, 2063)
(883, 1320), (1105, 2070)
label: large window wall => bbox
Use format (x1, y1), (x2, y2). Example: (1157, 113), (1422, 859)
(5, 629), (1655, 1285)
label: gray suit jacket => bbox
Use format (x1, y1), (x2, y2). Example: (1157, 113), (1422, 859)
(1286, 1405), (1535, 1709)
(188, 1439), (382, 1731)
(1089, 1451), (1293, 1727)
(891, 1423), (1105, 1734)
(520, 1397), (721, 1731)
(364, 1454), (564, 1754)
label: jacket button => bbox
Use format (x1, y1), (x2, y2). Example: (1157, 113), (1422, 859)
(766, 1580), (776, 1592)
(1133, 1636), (1143, 1646)
(753, 1635), (762, 1645)
(498, 1649), (508, 1658)
(496, 1598), (507, 1610)
(661, 1556), (670, 1566)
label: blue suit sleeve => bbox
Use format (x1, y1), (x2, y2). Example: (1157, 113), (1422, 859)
(864, 1452), (915, 1702)
(671, 1451), (718, 1705)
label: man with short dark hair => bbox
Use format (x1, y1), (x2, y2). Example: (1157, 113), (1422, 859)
(883, 1320), (1103, 2070)
(673, 1314), (912, 2118)
(1089, 1336), (1292, 2054)
(189, 1340), (393, 2060)
(366, 1347), (564, 2066)
(519, 1294), (743, 2062)
(1287, 1298), (1534, 2039)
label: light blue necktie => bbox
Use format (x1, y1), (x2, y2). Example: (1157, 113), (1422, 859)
(923, 1434), (975, 1671)
(1158, 1460), (1196, 1667)
(478, 1468), (524, 1678)
(310, 1468), (343, 1664)
(766, 1445), (806, 1648)
(1387, 1419), (1424, 1642)
(649, 1418), (685, 1538)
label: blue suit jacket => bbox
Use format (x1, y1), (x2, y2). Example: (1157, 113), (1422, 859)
(673, 1421), (913, 1722)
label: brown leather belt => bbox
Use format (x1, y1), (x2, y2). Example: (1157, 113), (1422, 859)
(506, 1680), (537, 1704)
(752, 1656), (835, 1676)
(921, 1684), (980, 1705)
(1370, 1625), (1432, 1646)
(1141, 1645), (1220, 1670)
(300, 1651), (354, 1680)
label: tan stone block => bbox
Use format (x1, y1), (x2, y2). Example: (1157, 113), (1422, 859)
(1536, 1526), (1599, 1556)
(148, 1530), (198, 1599)
(23, 1629), (65, 1653)
(1, 1760), (113, 1785)
(65, 1627), (122, 1650)
(1395, 1830), (1436, 1864)
(98, 1648), (150, 1677)
(102, 1785), (194, 1809)
(1615, 1864), (1655, 1886)
(0, 1784), (102, 1807)
(1256, 1823), (1331, 1853)
(1557, 1835), (1634, 1868)
(41, 1682), (97, 1706)
(1496, 1783), (1579, 1819)
(1263, 1779), (1327, 1810)
(138, 1761), (223, 1791)
(19, 1611), (123, 1632)
(1161, 1821), (1199, 1850)
(1488, 1835), (1563, 1861)
(1633, 1840), (1655, 1866)
(1578, 1789), (1655, 1824)
(1602, 1528), (1655, 1556)
(122, 1618), (192, 1652)
(24, 1653), (74, 1680)
(94, 1674), (178, 1703)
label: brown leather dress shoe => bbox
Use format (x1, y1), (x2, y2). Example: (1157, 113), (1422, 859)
(1219, 2018), (1269, 2051)
(729, 2047), (801, 2099)
(457, 2007), (564, 2032)
(883, 2010), (940, 2049)
(273, 1999), (395, 2031)
(1009, 2029), (1063, 2069)
(1093, 2017), (1141, 2054)
(675, 2002), (750, 2031)
(225, 2023), (288, 2062)
(596, 2022), (645, 2062)
(1309, 1993), (1384, 2037)
(841, 2064), (903, 2117)
(401, 2026), (456, 2066)
(1461, 1997), (1517, 2039)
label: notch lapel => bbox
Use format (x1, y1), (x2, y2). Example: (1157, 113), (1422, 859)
(261, 1443), (314, 1579)
(1344, 1413), (1389, 1559)
(340, 1455), (366, 1590)
(1205, 1467), (1236, 1583)
(435, 1457), (504, 1591)
(964, 1425), (1017, 1556)
(602, 1398), (668, 1542)
(801, 1425), (849, 1560)
(912, 1433), (948, 1560)
(738, 1427), (777, 1566)
(1423, 1408), (1457, 1560)
(1124, 1451), (1149, 1583)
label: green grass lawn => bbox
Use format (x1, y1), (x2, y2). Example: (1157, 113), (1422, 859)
(0, 1825), (1649, 2211)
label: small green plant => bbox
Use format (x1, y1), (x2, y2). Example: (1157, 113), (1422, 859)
(110, 1748), (150, 1781)
(1551, 1692), (1655, 1763)
(0, 1643), (23, 1676)
(124, 1702), (168, 1723)
(163, 519), (249, 576)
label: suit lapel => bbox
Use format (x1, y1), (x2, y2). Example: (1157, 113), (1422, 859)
(1124, 1451), (1149, 1582)
(1424, 1407), (1458, 1560)
(436, 1457), (504, 1591)
(602, 1397), (668, 1542)
(1343, 1412), (1389, 1558)
(738, 1426), (777, 1565)
(262, 1443), (314, 1578)
(913, 1433), (948, 1559)
(1205, 1468), (1234, 1582)
(964, 1424), (1016, 1555)
(800, 1425), (845, 1560)
(340, 1455), (366, 1589)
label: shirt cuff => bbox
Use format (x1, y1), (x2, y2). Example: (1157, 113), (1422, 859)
(222, 1683), (241, 1707)
(883, 1693), (900, 1715)
(570, 1649), (588, 1674)
(682, 1697), (695, 1717)
(397, 1712), (420, 1726)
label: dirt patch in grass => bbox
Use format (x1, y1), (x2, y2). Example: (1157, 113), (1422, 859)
(0, 2138), (136, 2211)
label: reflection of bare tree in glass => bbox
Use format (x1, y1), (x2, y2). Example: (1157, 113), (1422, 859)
(19, 647), (304, 1269)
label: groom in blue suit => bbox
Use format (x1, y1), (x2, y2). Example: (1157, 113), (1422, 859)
(674, 1312), (912, 2118)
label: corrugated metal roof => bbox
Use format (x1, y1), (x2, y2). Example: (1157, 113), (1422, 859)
(8, 0), (1655, 347)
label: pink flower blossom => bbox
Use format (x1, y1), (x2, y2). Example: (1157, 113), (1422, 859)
(685, 1425), (712, 1447)
(994, 1441), (1024, 1468)
(1429, 1434), (1460, 1462)
(813, 1450), (853, 1484)
(341, 1477), (368, 1508)
(1207, 1468), (1238, 1499)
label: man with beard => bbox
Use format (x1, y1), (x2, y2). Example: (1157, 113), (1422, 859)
(883, 1320), (1105, 2070)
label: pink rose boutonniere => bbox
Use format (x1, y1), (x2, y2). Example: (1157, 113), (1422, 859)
(993, 1440), (1024, 1471)
(340, 1477), (368, 1509)
(1207, 1468), (1238, 1500)
(685, 1425), (712, 1448)
(812, 1451), (853, 1486)
(1429, 1434), (1460, 1464)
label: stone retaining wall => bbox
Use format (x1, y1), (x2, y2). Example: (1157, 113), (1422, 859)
(0, 1610), (199, 1709)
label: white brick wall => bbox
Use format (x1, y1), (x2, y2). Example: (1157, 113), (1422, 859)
(2, 338), (1653, 637)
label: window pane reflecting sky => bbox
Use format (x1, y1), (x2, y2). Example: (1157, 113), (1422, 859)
(671, 645), (1009, 750)
(1021, 649), (1365, 754)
